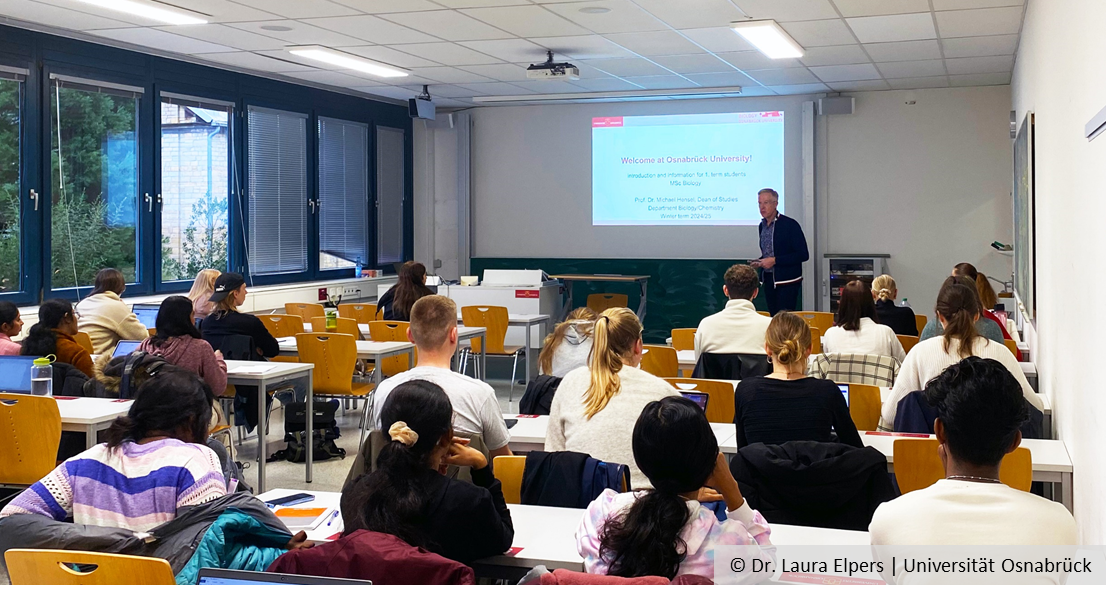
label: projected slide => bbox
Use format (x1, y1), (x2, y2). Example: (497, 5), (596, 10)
(592, 112), (785, 226)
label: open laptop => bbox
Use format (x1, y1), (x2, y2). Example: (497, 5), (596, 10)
(112, 340), (142, 358)
(839, 384), (850, 406)
(679, 391), (709, 414)
(131, 303), (160, 329)
(196, 568), (370, 585)
(0, 356), (36, 394)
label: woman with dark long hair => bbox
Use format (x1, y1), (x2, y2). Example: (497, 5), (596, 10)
(341, 379), (513, 564)
(139, 295), (228, 395)
(0, 301), (24, 355)
(822, 280), (905, 361)
(377, 261), (433, 321)
(576, 396), (773, 580)
(74, 268), (151, 355)
(20, 299), (94, 377)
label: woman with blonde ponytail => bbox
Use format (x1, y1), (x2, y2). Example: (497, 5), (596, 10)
(546, 308), (680, 487)
(870, 275), (919, 336)
(733, 312), (862, 448)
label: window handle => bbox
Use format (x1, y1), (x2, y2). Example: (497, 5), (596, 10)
(309, 199), (316, 214)
(144, 193), (153, 212)
(29, 189), (39, 211)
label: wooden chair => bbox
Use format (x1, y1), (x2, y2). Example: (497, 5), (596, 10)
(796, 311), (835, 334)
(1004, 339), (1019, 358)
(493, 455), (526, 505)
(665, 378), (736, 423)
(5, 549), (175, 585)
(258, 314), (304, 363)
(915, 314), (928, 335)
(0, 394), (61, 487)
(809, 326), (822, 355)
(375, 307), (385, 321)
(74, 332), (94, 355)
(640, 345), (679, 378)
(310, 316), (361, 340)
(586, 293), (628, 313)
(670, 328), (696, 351)
(285, 302), (325, 323)
(460, 306), (525, 399)
(338, 303), (377, 324)
(897, 334), (919, 354)
(893, 438), (1033, 493)
(843, 383), (881, 431)
(296, 333), (376, 443)
(367, 321), (416, 379)
(758, 310), (770, 317)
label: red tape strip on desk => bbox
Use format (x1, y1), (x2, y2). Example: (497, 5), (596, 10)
(506, 547), (523, 557)
(864, 431), (929, 437)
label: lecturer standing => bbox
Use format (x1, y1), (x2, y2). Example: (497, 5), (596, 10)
(751, 188), (809, 314)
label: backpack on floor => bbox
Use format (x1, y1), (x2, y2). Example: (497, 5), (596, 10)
(268, 399), (346, 463)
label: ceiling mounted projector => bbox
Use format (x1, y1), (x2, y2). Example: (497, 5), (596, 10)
(527, 51), (579, 80)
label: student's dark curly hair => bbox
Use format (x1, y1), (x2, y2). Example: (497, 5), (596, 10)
(20, 299), (75, 357)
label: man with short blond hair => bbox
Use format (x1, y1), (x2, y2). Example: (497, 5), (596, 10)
(370, 295), (512, 457)
(695, 264), (772, 357)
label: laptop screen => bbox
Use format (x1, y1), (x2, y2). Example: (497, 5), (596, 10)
(196, 568), (370, 585)
(839, 384), (850, 406)
(0, 356), (35, 393)
(132, 305), (159, 329)
(112, 340), (142, 358)
(680, 391), (709, 413)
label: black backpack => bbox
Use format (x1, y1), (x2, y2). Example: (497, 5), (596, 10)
(269, 399), (346, 463)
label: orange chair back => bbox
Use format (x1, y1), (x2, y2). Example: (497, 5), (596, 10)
(797, 311), (835, 334)
(640, 345), (678, 378)
(493, 455), (526, 504)
(893, 438), (1033, 493)
(74, 332), (94, 355)
(999, 447), (1033, 491)
(915, 315), (928, 335)
(294, 333), (358, 395)
(309, 316), (361, 339)
(5, 549), (176, 585)
(367, 321), (415, 377)
(665, 378), (736, 423)
(586, 293), (628, 313)
(0, 394), (62, 486)
(259, 314), (305, 338)
(843, 383), (881, 431)
(670, 328), (696, 351)
(338, 303), (377, 324)
(1004, 339), (1019, 358)
(460, 306), (511, 355)
(758, 310), (771, 317)
(809, 326), (823, 355)
(285, 302), (325, 322)
(897, 334), (919, 354)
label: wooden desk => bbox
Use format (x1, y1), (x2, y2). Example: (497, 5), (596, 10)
(506, 414), (737, 455)
(55, 396), (133, 449)
(550, 274), (650, 321)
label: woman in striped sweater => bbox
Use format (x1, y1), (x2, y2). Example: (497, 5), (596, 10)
(1, 368), (227, 531)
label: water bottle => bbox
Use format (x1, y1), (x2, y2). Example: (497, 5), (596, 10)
(354, 257), (363, 278)
(325, 309), (338, 332)
(901, 297), (909, 308)
(31, 355), (54, 397)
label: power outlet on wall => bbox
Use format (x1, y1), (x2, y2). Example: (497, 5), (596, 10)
(318, 288), (328, 301)
(342, 287), (361, 297)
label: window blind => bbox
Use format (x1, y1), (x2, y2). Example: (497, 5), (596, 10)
(247, 106), (307, 275)
(318, 116), (368, 266)
(376, 126), (405, 266)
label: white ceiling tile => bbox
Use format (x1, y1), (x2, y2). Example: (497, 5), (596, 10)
(846, 13), (937, 43)
(343, 45), (440, 68)
(603, 30), (703, 56)
(432, 98), (478, 108)
(781, 19), (857, 47)
(888, 76), (949, 89)
(808, 63), (882, 81)
(746, 68), (819, 85)
(543, 0), (667, 34)
(155, 24), (287, 51)
(769, 83), (830, 94)
(862, 39), (941, 61)
(301, 15), (440, 44)
(935, 7), (1023, 38)
(737, 86), (778, 96)
(651, 54), (734, 74)
(570, 77), (645, 91)
(949, 72), (1011, 86)
(932, 0), (1023, 9)
(799, 44), (869, 66)
(630, 0), (745, 30)
(165, 0), (282, 23)
(679, 27), (755, 53)
(571, 63), (619, 79)
(457, 63), (532, 80)
(461, 5), (589, 37)
(228, 20), (372, 46)
(88, 28), (234, 54)
(401, 83), (475, 98)
(458, 39), (550, 62)
(531, 35), (635, 59)
(458, 81), (534, 95)
(716, 51), (800, 70)
(944, 55), (1014, 74)
(437, 0), (534, 6)
(198, 51), (318, 73)
(579, 57), (672, 77)
(831, 0), (930, 17)
(333, 0), (443, 13)
(621, 75), (695, 90)
(683, 71), (757, 87)
(231, 0), (358, 19)
(827, 79), (890, 91)
(356, 85), (420, 100)
(381, 10), (514, 41)
(408, 66), (495, 84)
(509, 80), (590, 93)
(0, 0), (132, 30)
(284, 69), (377, 87)
(392, 42), (505, 65)
(941, 34), (1019, 58)
(728, 0), (839, 22)
(877, 59), (946, 78)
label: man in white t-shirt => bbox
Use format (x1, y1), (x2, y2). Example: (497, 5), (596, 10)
(370, 295), (513, 458)
(694, 264), (772, 357)
(870, 357), (1076, 584)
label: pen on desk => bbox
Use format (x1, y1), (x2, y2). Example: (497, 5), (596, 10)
(326, 510), (340, 527)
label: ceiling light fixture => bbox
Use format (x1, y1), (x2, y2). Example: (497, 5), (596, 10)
(579, 6), (611, 14)
(472, 86), (743, 105)
(261, 25), (294, 32)
(731, 20), (804, 59)
(287, 46), (409, 78)
(71, 0), (208, 25)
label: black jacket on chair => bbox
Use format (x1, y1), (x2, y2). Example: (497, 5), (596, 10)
(874, 299), (919, 337)
(519, 375), (562, 415)
(692, 352), (771, 380)
(894, 390), (1044, 439)
(729, 441), (896, 531)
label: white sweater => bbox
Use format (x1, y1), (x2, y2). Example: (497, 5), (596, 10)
(694, 299), (772, 357)
(546, 365), (679, 488)
(880, 336), (1042, 430)
(75, 292), (150, 355)
(823, 318), (906, 362)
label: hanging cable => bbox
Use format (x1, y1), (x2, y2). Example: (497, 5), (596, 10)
(54, 80), (82, 299)
(229, 110), (254, 287)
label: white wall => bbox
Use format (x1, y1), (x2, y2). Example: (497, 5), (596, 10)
(414, 113), (471, 282)
(1012, 0), (1106, 543)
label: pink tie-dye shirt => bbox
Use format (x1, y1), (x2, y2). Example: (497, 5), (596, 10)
(576, 489), (774, 582)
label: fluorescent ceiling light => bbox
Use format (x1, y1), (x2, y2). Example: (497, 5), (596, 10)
(472, 86), (744, 104)
(287, 46), (409, 78)
(731, 20), (804, 59)
(71, 0), (208, 25)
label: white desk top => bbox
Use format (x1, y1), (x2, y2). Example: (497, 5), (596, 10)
(277, 336), (415, 356)
(477, 504), (587, 572)
(860, 433), (1072, 473)
(770, 523), (870, 546)
(506, 414), (736, 454)
(1020, 361), (1037, 378)
(354, 324), (486, 339)
(459, 313), (550, 325)
(225, 359), (313, 380)
(54, 396), (132, 425)
(258, 489), (344, 543)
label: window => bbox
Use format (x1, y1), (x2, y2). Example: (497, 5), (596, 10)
(247, 106), (307, 276)
(318, 117), (368, 271)
(0, 71), (23, 293)
(160, 95), (231, 282)
(50, 77), (141, 290)
(376, 126), (405, 266)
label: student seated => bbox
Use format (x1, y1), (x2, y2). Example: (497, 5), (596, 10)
(370, 295), (512, 458)
(378, 261), (433, 322)
(870, 357), (1076, 584)
(822, 280), (906, 362)
(734, 312), (862, 448)
(188, 268), (220, 323)
(881, 280), (1042, 430)
(200, 272), (279, 361)
(546, 308), (679, 487)
(694, 264), (771, 358)
(953, 262), (1016, 342)
(539, 307), (598, 378)
(920, 275), (1005, 344)
(0, 301), (23, 355)
(74, 268), (151, 355)
(20, 299), (94, 377)
(0, 368), (227, 530)
(870, 275), (918, 336)
(139, 295), (227, 396)
(577, 396), (773, 582)
(342, 379), (513, 564)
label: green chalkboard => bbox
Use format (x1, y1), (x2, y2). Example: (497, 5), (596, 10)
(471, 258), (794, 342)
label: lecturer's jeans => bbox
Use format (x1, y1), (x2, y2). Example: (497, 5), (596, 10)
(763, 273), (801, 315)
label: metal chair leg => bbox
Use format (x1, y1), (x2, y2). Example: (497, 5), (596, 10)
(358, 397), (371, 445)
(509, 351), (520, 402)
